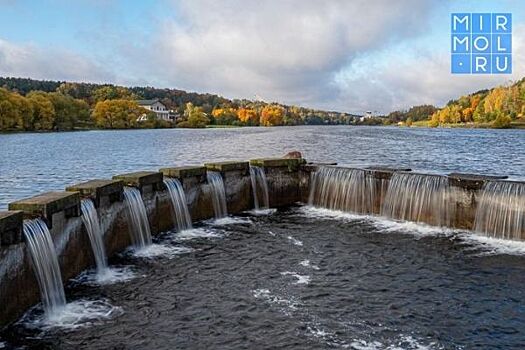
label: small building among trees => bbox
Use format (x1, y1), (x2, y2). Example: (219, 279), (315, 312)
(137, 99), (171, 121)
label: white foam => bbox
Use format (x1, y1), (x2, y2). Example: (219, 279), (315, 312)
(306, 324), (334, 339)
(73, 266), (137, 286)
(287, 236), (304, 246)
(247, 208), (277, 216)
(209, 216), (252, 226)
(300, 259), (320, 270)
(21, 299), (123, 332)
(349, 335), (437, 350)
(252, 288), (300, 312)
(268, 230), (276, 236)
(130, 243), (193, 259)
(298, 206), (369, 221)
(458, 232), (525, 256)
(174, 228), (222, 241)
(280, 271), (311, 285)
(370, 218), (456, 237)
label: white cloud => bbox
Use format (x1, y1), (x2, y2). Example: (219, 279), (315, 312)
(141, 0), (439, 109)
(0, 38), (114, 83)
(331, 24), (525, 113)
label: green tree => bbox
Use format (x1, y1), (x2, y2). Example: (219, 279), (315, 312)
(179, 103), (209, 128)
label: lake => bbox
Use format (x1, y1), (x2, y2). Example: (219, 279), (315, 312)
(0, 126), (523, 209)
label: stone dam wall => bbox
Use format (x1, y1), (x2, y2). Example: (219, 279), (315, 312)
(0, 158), (523, 327)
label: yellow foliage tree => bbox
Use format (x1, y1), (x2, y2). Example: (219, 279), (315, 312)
(92, 99), (146, 129)
(237, 108), (259, 125)
(260, 105), (284, 126)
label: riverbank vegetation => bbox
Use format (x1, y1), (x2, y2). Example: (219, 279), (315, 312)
(387, 79), (525, 129)
(0, 77), (359, 131)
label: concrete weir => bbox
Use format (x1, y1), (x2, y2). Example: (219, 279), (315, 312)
(0, 156), (524, 327)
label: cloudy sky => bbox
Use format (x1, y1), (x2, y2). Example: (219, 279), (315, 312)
(0, 0), (524, 114)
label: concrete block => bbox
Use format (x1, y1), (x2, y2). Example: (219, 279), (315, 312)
(8, 192), (80, 228)
(0, 211), (23, 245)
(66, 179), (123, 208)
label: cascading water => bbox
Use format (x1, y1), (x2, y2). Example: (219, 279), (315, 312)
(381, 173), (454, 227)
(164, 178), (192, 231)
(207, 171), (228, 219)
(474, 181), (525, 240)
(123, 187), (152, 248)
(81, 199), (108, 274)
(308, 167), (378, 214)
(23, 218), (66, 316)
(249, 166), (270, 209)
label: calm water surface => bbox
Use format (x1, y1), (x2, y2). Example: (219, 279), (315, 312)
(0, 126), (524, 208)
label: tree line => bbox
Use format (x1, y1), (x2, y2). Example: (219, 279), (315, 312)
(386, 79), (525, 129)
(0, 77), (359, 131)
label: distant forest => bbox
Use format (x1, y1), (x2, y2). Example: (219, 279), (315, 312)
(385, 78), (525, 129)
(0, 77), (360, 131)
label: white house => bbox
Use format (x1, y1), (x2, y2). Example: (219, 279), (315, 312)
(137, 99), (170, 121)
(359, 111), (373, 122)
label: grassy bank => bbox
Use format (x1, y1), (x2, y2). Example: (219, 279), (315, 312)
(409, 120), (525, 129)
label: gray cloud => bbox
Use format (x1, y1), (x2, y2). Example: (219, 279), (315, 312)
(138, 0), (440, 110)
(329, 24), (525, 113)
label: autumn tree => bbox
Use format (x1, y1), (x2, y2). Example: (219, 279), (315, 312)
(27, 92), (55, 130)
(211, 107), (238, 125)
(178, 102), (209, 128)
(237, 108), (259, 125)
(92, 86), (138, 103)
(260, 105), (285, 126)
(92, 99), (146, 129)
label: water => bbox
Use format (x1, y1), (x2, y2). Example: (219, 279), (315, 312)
(381, 172), (454, 227)
(80, 199), (108, 274)
(1, 126), (523, 209)
(249, 166), (270, 209)
(164, 178), (192, 231)
(474, 181), (525, 241)
(207, 171), (228, 219)
(23, 219), (66, 317)
(7, 208), (525, 349)
(20, 219), (123, 331)
(123, 187), (153, 248)
(308, 166), (379, 214)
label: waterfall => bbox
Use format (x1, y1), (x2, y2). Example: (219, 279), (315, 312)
(249, 166), (270, 209)
(474, 181), (525, 240)
(308, 167), (378, 214)
(164, 178), (192, 231)
(123, 187), (152, 248)
(23, 218), (66, 316)
(381, 173), (453, 227)
(80, 199), (108, 274)
(207, 171), (228, 219)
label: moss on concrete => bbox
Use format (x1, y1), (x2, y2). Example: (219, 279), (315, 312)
(66, 179), (123, 207)
(205, 161), (249, 173)
(250, 158), (305, 172)
(113, 171), (163, 188)
(160, 166), (206, 179)
(8, 191), (80, 226)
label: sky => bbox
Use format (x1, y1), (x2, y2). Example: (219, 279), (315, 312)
(0, 0), (524, 114)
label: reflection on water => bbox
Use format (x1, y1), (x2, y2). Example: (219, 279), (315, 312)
(0, 126), (523, 208)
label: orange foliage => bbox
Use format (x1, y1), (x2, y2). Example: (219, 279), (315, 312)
(260, 105), (284, 126)
(237, 108), (258, 125)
